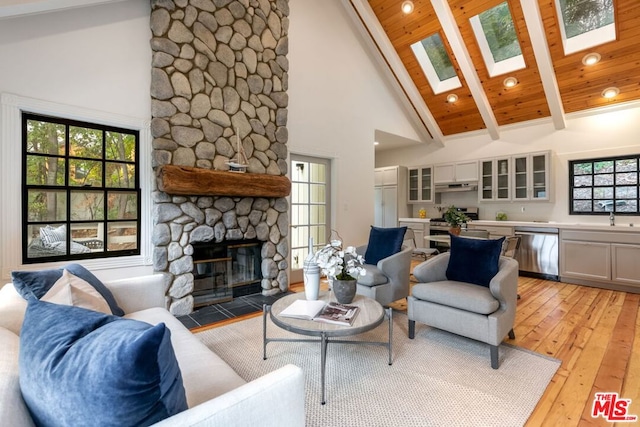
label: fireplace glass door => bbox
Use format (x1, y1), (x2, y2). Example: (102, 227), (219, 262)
(192, 240), (262, 308)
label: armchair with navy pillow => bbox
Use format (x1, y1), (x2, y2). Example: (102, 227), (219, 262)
(355, 226), (412, 307)
(407, 234), (519, 369)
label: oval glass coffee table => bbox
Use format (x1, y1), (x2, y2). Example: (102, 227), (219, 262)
(263, 291), (393, 404)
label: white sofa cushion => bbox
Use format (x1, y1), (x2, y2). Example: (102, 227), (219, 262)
(0, 284), (27, 335)
(0, 327), (35, 426)
(125, 308), (247, 408)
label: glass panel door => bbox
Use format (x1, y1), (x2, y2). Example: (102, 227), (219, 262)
(481, 160), (494, 200)
(290, 155), (331, 284)
(421, 167), (432, 202)
(532, 154), (548, 200)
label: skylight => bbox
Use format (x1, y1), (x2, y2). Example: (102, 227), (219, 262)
(410, 32), (461, 95)
(470, 2), (525, 77)
(555, 0), (615, 55)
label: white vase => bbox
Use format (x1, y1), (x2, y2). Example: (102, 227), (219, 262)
(303, 237), (320, 300)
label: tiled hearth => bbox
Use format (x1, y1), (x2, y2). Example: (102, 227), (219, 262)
(177, 291), (291, 329)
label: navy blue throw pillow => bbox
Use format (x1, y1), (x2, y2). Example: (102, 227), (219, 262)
(446, 234), (505, 287)
(11, 263), (124, 316)
(19, 300), (187, 427)
(364, 226), (407, 265)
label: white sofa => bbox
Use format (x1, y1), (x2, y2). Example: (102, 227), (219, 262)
(0, 274), (306, 427)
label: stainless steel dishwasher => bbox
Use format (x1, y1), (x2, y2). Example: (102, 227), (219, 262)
(514, 226), (559, 281)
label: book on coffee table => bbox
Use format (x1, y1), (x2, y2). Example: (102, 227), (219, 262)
(279, 299), (360, 326)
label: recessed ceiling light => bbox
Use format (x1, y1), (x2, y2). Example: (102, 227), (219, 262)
(602, 87), (619, 99)
(503, 77), (518, 88)
(446, 94), (458, 103)
(582, 52), (601, 66)
(374, 141), (380, 146)
(401, 1), (414, 14)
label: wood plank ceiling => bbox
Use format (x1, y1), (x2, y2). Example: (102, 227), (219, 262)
(357, 0), (640, 139)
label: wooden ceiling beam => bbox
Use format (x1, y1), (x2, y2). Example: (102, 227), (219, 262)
(519, 0), (566, 130)
(343, 0), (445, 147)
(430, 0), (500, 140)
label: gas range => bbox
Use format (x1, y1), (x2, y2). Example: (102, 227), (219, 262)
(430, 207), (479, 231)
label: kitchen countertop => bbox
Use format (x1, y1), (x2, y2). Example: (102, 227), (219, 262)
(399, 218), (431, 223)
(470, 220), (639, 232)
(399, 217), (639, 232)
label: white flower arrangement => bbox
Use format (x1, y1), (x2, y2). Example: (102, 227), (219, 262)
(314, 239), (366, 280)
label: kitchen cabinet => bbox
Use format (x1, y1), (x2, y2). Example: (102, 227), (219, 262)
(560, 230), (640, 291)
(407, 166), (434, 203)
(560, 240), (611, 281)
(467, 223), (514, 238)
(374, 166), (398, 187)
(399, 220), (430, 246)
(611, 244), (640, 286)
(512, 151), (550, 201)
(479, 158), (511, 201)
(374, 166), (408, 228)
(434, 161), (478, 184)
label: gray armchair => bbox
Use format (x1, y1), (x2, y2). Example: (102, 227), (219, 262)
(408, 252), (519, 368)
(355, 245), (412, 307)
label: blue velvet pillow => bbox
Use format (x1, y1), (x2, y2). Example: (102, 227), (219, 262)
(364, 226), (407, 265)
(19, 300), (187, 427)
(446, 234), (505, 287)
(11, 263), (124, 316)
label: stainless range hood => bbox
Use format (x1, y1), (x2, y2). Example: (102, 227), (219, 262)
(435, 183), (478, 193)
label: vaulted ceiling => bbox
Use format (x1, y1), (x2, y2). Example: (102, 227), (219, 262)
(345, 0), (640, 146)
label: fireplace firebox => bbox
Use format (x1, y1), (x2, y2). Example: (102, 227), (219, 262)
(192, 240), (262, 308)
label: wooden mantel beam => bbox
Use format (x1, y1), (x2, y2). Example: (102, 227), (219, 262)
(157, 165), (291, 198)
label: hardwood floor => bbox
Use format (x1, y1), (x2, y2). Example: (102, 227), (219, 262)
(201, 275), (640, 426)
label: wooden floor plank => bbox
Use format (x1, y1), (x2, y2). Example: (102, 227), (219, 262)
(619, 301), (640, 425)
(542, 291), (625, 425)
(580, 293), (640, 425)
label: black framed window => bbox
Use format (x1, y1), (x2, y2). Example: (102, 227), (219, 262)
(570, 154), (639, 215)
(22, 113), (140, 263)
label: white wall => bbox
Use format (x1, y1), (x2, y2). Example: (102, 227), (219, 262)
(287, 0), (422, 245)
(376, 104), (640, 225)
(0, 0), (153, 281)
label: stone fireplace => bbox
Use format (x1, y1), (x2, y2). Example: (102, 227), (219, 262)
(149, 0), (290, 315)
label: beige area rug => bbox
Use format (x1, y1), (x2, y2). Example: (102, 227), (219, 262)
(196, 312), (559, 427)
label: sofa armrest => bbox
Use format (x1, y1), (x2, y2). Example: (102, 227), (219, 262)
(412, 252), (450, 283)
(103, 275), (168, 314)
(152, 364), (305, 427)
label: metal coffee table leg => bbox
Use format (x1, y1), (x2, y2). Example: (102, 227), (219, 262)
(321, 331), (327, 405)
(387, 307), (393, 365)
(262, 304), (270, 360)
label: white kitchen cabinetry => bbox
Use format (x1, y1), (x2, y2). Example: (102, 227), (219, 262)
(479, 158), (511, 201)
(561, 240), (611, 281)
(560, 230), (640, 291)
(467, 223), (514, 238)
(611, 244), (640, 286)
(399, 220), (430, 246)
(512, 151), (550, 201)
(374, 166), (408, 228)
(434, 161), (478, 184)
(407, 166), (434, 203)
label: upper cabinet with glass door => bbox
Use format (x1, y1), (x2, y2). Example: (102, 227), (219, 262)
(408, 166), (434, 204)
(479, 158), (511, 201)
(512, 151), (551, 201)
